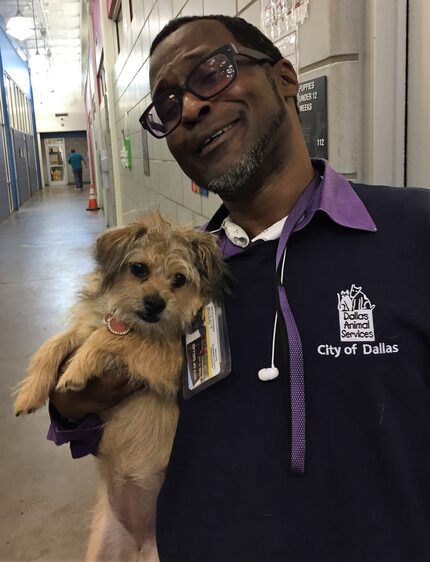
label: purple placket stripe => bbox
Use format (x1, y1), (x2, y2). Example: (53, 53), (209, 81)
(278, 286), (306, 473)
(275, 180), (319, 474)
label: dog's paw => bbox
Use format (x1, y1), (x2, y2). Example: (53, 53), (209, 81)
(55, 377), (86, 392)
(13, 393), (43, 416)
(15, 407), (37, 417)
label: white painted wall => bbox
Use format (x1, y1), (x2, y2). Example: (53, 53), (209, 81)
(360, 0), (407, 186)
(407, 0), (430, 188)
(32, 70), (86, 133)
(36, 106), (87, 132)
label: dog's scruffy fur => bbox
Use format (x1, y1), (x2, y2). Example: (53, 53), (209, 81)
(13, 212), (225, 562)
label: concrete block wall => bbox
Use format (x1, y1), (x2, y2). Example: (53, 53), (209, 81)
(109, 0), (265, 226)
(99, 98), (118, 226)
(298, 0), (360, 177)
(99, 0), (362, 226)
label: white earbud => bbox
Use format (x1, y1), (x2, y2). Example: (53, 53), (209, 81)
(258, 367), (279, 381)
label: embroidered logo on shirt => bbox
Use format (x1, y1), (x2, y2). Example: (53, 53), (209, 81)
(337, 284), (375, 342)
(317, 284), (399, 358)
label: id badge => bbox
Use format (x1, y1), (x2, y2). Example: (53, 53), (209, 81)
(182, 301), (231, 398)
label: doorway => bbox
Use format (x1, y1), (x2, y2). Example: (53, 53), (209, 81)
(45, 138), (67, 186)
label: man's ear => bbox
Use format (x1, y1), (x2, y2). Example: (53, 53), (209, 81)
(273, 59), (299, 98)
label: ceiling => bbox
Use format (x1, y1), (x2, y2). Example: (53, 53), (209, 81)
(0, 0), (83, 108)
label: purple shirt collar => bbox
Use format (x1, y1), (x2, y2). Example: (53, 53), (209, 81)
(299, 158), (377, 233)
(207, 159), (377, 258)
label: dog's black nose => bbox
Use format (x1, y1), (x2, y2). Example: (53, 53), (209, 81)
(143, 295), (166, 315)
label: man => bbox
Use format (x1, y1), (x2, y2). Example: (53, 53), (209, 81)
(49, 15), (430, 562)
(67, 148), (86, 190)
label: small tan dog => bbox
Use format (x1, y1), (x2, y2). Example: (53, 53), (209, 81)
(14, 212), (225, 562)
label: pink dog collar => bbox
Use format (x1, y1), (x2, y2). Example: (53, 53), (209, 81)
(103, 314), (131, 336)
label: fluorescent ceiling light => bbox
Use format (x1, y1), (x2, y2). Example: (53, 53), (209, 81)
(27, 0), (49, 75)
(6, 0), (34, 42)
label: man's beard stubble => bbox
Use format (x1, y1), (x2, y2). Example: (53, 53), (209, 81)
(204, 75), (287, 197)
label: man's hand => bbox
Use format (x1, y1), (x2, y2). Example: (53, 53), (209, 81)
(50, 374), (141, 421)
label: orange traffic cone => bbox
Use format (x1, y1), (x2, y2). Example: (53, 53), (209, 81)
(86, 184), (100, 211)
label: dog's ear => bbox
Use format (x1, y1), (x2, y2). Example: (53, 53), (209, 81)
(181, 227), (226, 301)
(95, 223), (146, 289)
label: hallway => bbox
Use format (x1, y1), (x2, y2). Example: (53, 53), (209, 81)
(0, 187), (106, 561)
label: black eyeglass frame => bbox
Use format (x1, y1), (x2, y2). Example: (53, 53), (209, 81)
(139, 42), (274, 139)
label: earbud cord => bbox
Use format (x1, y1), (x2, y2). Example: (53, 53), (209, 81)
(270, 246), (287, 368)
(258, 245), (287, 381)
(271, 312), (278, 369)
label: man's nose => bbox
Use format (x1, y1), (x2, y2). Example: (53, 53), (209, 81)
(181, 91), (211, 126)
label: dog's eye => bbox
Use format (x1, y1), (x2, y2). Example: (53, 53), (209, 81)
(129, 262), (150, 280)
(171, 273), (186, 288)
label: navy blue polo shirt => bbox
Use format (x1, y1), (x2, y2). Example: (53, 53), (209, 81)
(156, 161), (430, 562)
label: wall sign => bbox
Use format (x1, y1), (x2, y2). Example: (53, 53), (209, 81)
(298, 76), (328, 160)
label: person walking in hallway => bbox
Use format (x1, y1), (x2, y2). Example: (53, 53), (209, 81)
(68, 149), (86, 190)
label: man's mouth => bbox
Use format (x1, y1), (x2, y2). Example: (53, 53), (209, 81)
(198, 120), (239, 154)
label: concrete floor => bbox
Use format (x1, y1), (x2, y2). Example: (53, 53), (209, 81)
(0, 186), (107, 561)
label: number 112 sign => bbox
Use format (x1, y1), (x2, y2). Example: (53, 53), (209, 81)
(298, 76), (328, 160)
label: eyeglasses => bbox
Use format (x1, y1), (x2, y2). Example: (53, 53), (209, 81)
(140, 43), (273, 139)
